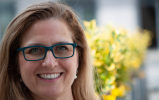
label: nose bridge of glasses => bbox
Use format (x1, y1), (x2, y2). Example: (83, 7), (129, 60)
(45, 46), (55, 58)
(42, 47), (58, 66)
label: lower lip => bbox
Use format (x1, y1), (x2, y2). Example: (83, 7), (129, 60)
(37, 73), (63, 82)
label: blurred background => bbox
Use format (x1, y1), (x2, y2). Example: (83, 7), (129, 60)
(0, 0), (159, 100)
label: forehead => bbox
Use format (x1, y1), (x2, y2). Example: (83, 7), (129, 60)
(20, 18), (74, 47)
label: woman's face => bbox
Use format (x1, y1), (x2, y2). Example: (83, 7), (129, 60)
(18, 18), (78, 100)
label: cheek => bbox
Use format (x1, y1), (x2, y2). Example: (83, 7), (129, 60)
(18, 54), (35, 77)
(70, 52), (78, 69)
(75, 51), (79, 70)
(18, 56), (29, 77)
(18, 54), (25, 72)
(61, 52), (78, 72)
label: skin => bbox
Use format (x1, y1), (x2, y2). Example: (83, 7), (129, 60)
(18, 18), (78, 100)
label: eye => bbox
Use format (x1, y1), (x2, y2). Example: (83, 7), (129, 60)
(56, 45), (68, 51)
(26, 47), (44, 55)
(29, 48), (39, 53)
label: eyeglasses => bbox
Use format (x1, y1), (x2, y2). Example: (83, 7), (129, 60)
(17, 43), (77, 61)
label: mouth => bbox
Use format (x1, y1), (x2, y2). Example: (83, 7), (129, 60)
(37, 72), (63, 80)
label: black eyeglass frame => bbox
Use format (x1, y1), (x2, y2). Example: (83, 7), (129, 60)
(17, 43), (77, 61)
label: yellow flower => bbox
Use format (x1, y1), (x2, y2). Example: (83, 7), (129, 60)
(94, 59), (103, 67)
(103, 94), (116, 100)
(118, 85), (126, 97)
(111, 85), (126, 97)
(111, 88), (120, 96)
(107, 63), (116, 71)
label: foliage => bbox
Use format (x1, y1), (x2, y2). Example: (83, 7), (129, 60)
(84, 20), (151, 100)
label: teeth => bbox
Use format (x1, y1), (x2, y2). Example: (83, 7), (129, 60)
(39, 73), (60, 79)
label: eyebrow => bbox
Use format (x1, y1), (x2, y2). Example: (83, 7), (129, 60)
(22, 41), (72, 47)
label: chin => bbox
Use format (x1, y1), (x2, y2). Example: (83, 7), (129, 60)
(33, 86), (64, 99)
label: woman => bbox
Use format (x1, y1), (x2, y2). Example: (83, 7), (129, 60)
(0, 1), (97, 100)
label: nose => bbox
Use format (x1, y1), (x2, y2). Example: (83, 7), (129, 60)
(42, 50), (58, 67)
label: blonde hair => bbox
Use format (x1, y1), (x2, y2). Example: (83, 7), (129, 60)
(0, 2), (97, 100)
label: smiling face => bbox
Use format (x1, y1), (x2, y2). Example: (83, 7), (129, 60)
(18, 18), (78, 100)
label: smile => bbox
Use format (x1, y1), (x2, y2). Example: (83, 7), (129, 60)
(37, 73), (62, 80)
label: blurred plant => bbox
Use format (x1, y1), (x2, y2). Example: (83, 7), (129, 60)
(84, 20), (151, 100)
